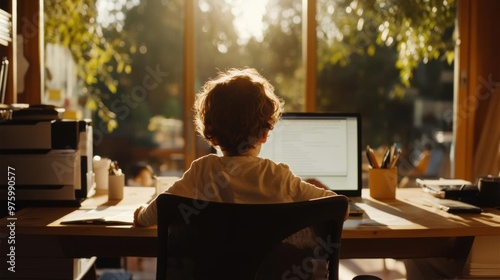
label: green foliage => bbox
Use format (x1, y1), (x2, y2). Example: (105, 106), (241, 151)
(317, 0), (456, 86)
(43, 0), (456, 144)
(44, 0), (133, 131)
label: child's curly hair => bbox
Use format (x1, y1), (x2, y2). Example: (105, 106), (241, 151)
(194, 68), (284, 156)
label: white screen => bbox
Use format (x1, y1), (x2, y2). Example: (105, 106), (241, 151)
(216, 113), (361, 194)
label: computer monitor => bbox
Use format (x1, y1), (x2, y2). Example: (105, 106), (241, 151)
(259, 112), (362, 197)
(214, 112), (362, 197)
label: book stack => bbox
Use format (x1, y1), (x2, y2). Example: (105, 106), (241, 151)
(466, 236), (500, 277)
(0, 8), (11, 47)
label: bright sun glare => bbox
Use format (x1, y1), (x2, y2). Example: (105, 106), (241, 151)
(97, 0), (269, 44)
(227, 0), (268, 44)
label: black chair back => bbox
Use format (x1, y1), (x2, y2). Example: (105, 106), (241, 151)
(156, 193), (349, 280)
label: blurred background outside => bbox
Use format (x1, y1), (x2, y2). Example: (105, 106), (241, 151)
(43, 0), (456, 186)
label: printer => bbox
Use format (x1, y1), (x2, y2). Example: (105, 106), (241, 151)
(0, 118), (95, 203)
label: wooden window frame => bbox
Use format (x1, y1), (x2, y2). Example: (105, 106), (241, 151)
(8, 0), (496, 181)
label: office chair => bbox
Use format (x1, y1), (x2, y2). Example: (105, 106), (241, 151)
(156, 193), (382, 280)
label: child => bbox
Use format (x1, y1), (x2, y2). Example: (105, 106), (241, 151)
(134, 68), (337, 227)
(127, 162), (156, 187)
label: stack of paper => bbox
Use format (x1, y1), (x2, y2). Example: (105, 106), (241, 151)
(416, 178), (472, 197)
(466, 236), (500, 276)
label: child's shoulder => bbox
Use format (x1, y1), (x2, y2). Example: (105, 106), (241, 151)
(257, 157), (292, 170)
(193, 153), (220, 163)
(194, 154), (289, 168)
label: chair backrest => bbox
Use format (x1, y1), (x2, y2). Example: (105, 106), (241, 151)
(156, 193), (349, 280)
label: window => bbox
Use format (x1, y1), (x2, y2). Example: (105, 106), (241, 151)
(315, 0), (456, 184)
(195, 0), (305, 111)
(44, 0), (456, 183)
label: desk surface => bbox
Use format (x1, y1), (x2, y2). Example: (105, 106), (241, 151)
(2, 187), (499, 239)
(2, 187), (158, 237)
(345, 189), (500, 238)
(1, 187), (499, 262)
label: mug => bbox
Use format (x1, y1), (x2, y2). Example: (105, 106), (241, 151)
(478, 176), (500, 207)
(93, 157), (111, 191)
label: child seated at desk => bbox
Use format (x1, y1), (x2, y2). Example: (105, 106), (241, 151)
(126, 161), (156, 187)
(134, 68), (344, 227)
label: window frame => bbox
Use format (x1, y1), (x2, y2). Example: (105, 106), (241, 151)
(13, 0), (484, 180)
(182, 0), (480, 180)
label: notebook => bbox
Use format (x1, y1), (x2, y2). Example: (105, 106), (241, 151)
(59, 206), (136, 225)
(221, 112), (364, 215)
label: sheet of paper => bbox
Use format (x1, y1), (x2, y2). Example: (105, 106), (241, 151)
(345, 203), (414, 227)
(59, 206), (136, 225)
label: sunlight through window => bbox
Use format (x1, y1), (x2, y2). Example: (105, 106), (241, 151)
(225, 0), (268, 44)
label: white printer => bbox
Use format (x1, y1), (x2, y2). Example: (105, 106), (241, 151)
(0, 119), (95, 203)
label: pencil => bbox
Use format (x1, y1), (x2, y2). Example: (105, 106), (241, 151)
(389, 149), (402, 169)
(381, 148), (392, 168)
(367, 146), (380, 169)
(365, 146), (375, 168)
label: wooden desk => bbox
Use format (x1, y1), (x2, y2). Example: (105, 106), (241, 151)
(0, 187), (158, 278)
(1, 187), (499, 276)
(343, 189), (500, 259)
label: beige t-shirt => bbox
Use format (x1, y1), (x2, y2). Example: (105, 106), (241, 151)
(136, 154), (335, 226)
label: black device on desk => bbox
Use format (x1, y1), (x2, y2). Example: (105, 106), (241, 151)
(427, 198), (483, 214)
(439, 185), (480, 204)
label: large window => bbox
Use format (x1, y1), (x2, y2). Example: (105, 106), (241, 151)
(315, 0), (455, 184)
(44, 0), (456, 183)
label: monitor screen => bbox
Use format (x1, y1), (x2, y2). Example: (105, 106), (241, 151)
(259, 112), (362, 196)
(214, 112), (362, 196)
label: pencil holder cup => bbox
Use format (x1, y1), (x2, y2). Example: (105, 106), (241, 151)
(108, 174), (125, 200)
(369, 168), (398, 199)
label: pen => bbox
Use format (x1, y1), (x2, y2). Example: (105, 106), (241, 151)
(381, 148), (392, 169)
(389, 143), (397, 160)
(389, 149), (402, 169)
(366, 145), (380, 169)
(365, 146), (375, 168)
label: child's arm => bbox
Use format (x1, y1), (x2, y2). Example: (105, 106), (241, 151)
(133, 206), (145, 226)
(304, 178), (332, 191)
(133, 199), (158, 227)
(305, 178), (348, 220)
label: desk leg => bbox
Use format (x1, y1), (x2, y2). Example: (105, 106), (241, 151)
(452, 236), (475, 277)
